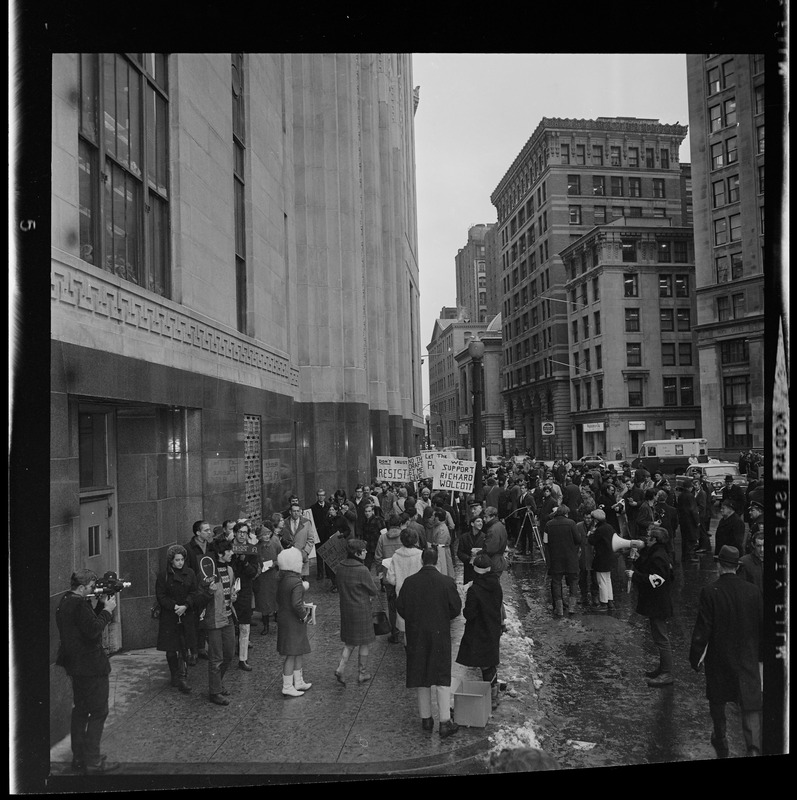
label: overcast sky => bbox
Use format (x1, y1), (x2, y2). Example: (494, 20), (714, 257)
(412, 53), (692, 407)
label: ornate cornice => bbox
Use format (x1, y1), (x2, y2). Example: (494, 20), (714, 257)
(51, 252), (299, 388)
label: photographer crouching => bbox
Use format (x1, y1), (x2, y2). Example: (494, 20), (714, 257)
(54, 569), (121, 774)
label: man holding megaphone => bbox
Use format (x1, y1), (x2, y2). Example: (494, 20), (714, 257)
(587, 509), (644, 611)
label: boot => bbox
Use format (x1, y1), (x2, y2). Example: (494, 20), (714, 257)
(293, 669), (313, 691)
(282, 674), (304, 697)
(646, 672), (674, 687)
(607, 599), (616, 610)
(335, 652), (350, 686)
(260, 616), (269, 635)
(357, 656), (372, 684)
(439, 719), (459, 739)
(176, 657), (191, 694)
(421, 717), (434, 732)
(567, 596), (578, 616)
(490, 682), (500, 710)
(554, 599), (564, 617)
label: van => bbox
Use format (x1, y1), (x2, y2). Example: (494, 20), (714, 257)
(631, 438), (709, 475)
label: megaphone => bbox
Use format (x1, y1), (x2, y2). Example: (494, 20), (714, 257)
(612, 533), (634, 552)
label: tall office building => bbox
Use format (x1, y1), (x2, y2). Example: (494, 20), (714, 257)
(454, 223), (496, 323)
(491, 117), (689, 458)
(49, 53), (422, 737)
(686, 54), (766, 455)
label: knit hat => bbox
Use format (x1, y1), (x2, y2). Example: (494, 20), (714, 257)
(591, 509), (606, 522)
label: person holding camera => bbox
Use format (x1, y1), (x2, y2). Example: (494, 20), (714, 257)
(55, 569), (119, 774)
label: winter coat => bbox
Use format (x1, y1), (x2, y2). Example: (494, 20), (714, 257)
(588, 521), (618, 573)
(232, 552), (259, 624)
(543, 513), (582, 575)
(689, 573), (762, 710)
(630, 541), (673, 619)
(677, 490), (700, 542)
(483, 517), (508, 575)
(55, 592), (113, 677)
(336, 556), (378, 646)
(455, 571), (503, 669)
(429, 521), (455, 578)
(253, 535), (283, 616)
(576, 521), (594, 571)
(276, 570), (311, 656)
(385, 546), (424, 631)
(310, 499), (333, 544)
(184, 536), (209, 579)
(457, 527), (487, 585)
(537, 495), (557, 531)
(155, 563), (204, 652)
(200, 563), (236, 630)
(396, 565), (462, 688)
(284, 516), (314, 577)
(362, 515), (386, 556)
(597, 493), (621, 532)
(375, 526), (404, 571)
(562, 483), (583, 518)
(714, 513), (746, 557)
(737, 552), (763, 594)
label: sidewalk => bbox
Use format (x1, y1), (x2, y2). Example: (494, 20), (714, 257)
(49, 558), (541, 785)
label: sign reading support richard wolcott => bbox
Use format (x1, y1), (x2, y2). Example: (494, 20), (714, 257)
(376, 456), (409, 482)
(436, 459), (476, 492)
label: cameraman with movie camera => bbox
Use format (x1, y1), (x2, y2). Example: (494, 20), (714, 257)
(55, 568), (121, 774)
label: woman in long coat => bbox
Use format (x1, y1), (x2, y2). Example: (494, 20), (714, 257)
(385, 528), (424, 636)
(155, 544), (205, 694)
(429, 508), (455, 578)
(275, 547), (313, 697)
(626, 526), (675, 687)
(455, 552), (504, 707)
(231, 521), (259, 670)
(253, 520), (283, 634)
(457, 516), (486, 585)
(333, 538), (378, 686)
(677, 483), (701, 561)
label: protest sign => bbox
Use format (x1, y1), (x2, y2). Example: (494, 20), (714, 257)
(231, 543), (258, 555)
(436, 458), (476, 492)
(376, 456), (409, 482)
(407, 455), (424, 482)
(315, 533), (349, 573)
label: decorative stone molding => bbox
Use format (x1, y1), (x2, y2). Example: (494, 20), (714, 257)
(51, 254), (299, 388)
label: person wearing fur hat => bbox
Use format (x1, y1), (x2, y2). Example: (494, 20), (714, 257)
(334, 538), (378, 686)
(456, 552), (504, 709)
(625, 526), (675, 687)
(689, 545), (763, 757)
(275, 546), (313, 697)
(155, 544), (207, 695)
(542, 505), (582, 617)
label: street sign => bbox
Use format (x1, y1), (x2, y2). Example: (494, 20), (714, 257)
(541, 421), (555, 436)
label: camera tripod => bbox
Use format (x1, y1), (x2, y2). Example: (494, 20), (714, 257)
(504, 506), (546, 565)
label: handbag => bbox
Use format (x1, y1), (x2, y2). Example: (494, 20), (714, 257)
(151, 602), (161, 620)
(372, 593), (391, 636)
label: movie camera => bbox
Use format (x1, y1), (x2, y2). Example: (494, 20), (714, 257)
(91, 570), (132, 597)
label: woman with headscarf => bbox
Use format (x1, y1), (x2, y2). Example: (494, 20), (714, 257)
(275, 547), (314, 697)
(155, 544), (205, 695)
(384, 527), (424, 643)
(253, 520), (283, 635)
(334, 538), (378, 686)
(455, 552), (504, 709)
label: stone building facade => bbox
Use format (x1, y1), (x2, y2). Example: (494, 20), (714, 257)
(49, 52), (422, 741)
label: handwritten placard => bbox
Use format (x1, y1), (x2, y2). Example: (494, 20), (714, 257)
(376, 456), (409, 482)
(436, 458), (476, 492)
(315, 533), (349, 573)
(407, 455), (424, 482)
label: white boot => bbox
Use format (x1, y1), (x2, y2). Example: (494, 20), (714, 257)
(293, 669), (313, 691)
(282, 673), (304, 697)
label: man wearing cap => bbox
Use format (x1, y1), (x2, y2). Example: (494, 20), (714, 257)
(737, 530), (764, 593)
(689, 545), (763, 757)
(743, 490), (764, 554)
(714, 498), (745, 558)
(542, 505), (582, 617)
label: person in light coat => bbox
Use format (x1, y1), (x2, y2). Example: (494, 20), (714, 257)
(275, 547), (313, 697)
(384, 527), (423, 640)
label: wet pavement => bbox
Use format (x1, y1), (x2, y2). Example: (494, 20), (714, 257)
(47, 515), (764, 789)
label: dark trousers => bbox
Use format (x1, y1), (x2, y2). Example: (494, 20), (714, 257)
(206, 624), (235, 696)
(649, 616), (673, 673)
(709, 701), (761, 755)
(384, 582), (398, 634)
(516, 519), (535, 553)
(698, 520), (712, 551)
(549, 571), (579, 604)
(70, 674), (109, 767)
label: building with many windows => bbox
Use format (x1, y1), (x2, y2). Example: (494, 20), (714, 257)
(686, 54), (766, 456)
(490, 117), (689, 459)
(561, 219), (699, 459)
(49, 52), (422, 739)
(454, 223), (496, 323)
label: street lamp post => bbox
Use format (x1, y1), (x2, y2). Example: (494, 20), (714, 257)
(468, 335), (485, 500)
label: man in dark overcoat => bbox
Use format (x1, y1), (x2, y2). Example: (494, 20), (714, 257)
(482, 506), (508, 576)
(396, 547), (462, 739)
(714, 498), (746, 557)
(689, 545), (763, 758)
(542, 505), (582, 617)
(676, 483), (700, 561)
(310, 488), (332, 581)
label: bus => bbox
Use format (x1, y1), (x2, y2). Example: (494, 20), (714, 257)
(631, 438), (709, 475)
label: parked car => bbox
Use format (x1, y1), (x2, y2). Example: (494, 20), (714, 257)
(683, 462), (749, 503)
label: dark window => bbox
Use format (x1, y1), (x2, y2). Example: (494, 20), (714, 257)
(625, 308), (640, 332)
(726, 136), (738, 164)
(653, 178), (665, 198)
(592, 145), (603, 165)
(624, 272), (639, 296)
(567, 175), (581, 195)
(660, 148), (670, 169)
(660, 309), (674, 331)
(593, 311), (601, 335)
(676, 308), (691, 331)
(675, 275), (689, 297)
(674, 240), (688, 263)
(645, 148), (655, 168)
(78, 53), (171, 297)
(661, 342), (676, 366)
(626, 343), (642, 367)
(621, 241), (636, 264)
(611, 176), (624, 196)
(575, 144), (586, 165)
(561, 143), (570, 164)
(727, 175), (740, 203)
(679, 343), (693, 365)
(593, 175), (605, 196)
(659, 275), (673, 297)
(628, 377), (643, 406)
(610, 146), (621, 166)
(629, 177), (641, 197)
(663, 376), (678, 406)
(658, 241), (672, 263)
(594, 205), (606, 224)
(569, 206), (582, 224)
(720, 338), (749, 364)
(628, 147), (639, 167)
(711, 142), (724, 169)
